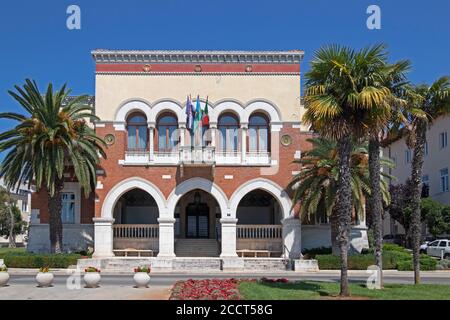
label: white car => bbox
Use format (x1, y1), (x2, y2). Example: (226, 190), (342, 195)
(420, 242), (429, 254)
(426, 239), (450, 259)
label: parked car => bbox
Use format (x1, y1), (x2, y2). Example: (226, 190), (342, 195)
(383, 234), (406, 246)
(426, 239), (450, 259)
(420, 242), (429, 254)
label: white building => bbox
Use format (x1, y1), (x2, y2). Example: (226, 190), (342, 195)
(0, 178), (32, 246)
(383, 115), (450, 235)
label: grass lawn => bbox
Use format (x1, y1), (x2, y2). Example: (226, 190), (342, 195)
(239, 281), (450, 300)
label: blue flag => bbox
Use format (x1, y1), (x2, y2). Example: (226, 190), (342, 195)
(185, 95), (194, 131)
(193, 95), (202, 132)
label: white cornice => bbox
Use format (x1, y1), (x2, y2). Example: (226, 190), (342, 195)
(95, 72), (300, 76)
(91, 49), (304, 64)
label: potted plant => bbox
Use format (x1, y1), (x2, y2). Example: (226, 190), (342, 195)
(0, 265), (9, 287)
(133, 266), (151, 288)
(36, 267), (54, 287)
(84, 267), (101, 288)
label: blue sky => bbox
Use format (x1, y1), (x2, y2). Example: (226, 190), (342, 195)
(0, 0), (449, 133)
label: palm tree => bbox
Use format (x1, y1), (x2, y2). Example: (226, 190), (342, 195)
(0, 79), (106, 253)
(303, 44), (392, 296)
(366, 59), (411, 288)
(291, 137), (393, 255)
(403, 77), (450, 284)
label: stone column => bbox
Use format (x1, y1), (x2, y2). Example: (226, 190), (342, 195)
(158, 217), (176, 257)
(240, 123), (248, 164)
(148, 122), (155, 162)
(210, 123), (217, 148)
(220, 218), (238, 257)
(282, 216), (302, 259)
(179, 123), (186, 148)
(92, 217), (115, 258)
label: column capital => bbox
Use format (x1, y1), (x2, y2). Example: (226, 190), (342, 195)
(240, 122), (249, 129)
(147, 121), (156, 129)
(209, 122), (218, 129)
(220, 218), (238, 224)
(158, 217), (176, 224)
(93, 217), (115, 224)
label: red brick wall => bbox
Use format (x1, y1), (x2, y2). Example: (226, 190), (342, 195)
(31, 185), (96, 224)
(31, 123), (313, 223)
(31, 189), (49, 223)
(94, 124), (313, 218)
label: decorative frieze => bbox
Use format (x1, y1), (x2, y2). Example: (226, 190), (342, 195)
(92, 50), (304, 65)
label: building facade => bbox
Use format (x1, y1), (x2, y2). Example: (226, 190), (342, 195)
(383, 116), (450, 235)
(28, 50), (368, 265)
(0, 179), (31, 247)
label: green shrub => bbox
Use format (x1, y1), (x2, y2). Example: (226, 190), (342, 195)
(436, 259), (450, 270)
(419, 255), (438, 271)
(316, 250), (437, 271)
(383, 244), (407, 252)
(316, 254), (383, 270)
(2, 253), (81, 268)
(396, 255), (437, 271)
(302, 247), (332, 258)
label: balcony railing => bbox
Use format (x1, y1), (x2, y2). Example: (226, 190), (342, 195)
(236, 225), (282, 239)
(180, 146), (215, 165)
(154, 151), (179, 164)
(246, 151), (271, 165)
(122, 147), (271, 166)
(125, 149), (149, 164)
(113, 224), (159, 239)
(215, 150), (241, 165)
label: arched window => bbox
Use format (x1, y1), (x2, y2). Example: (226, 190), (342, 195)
(157, 113), (178, 152)
(127, 113), (148, 150)
(218, 113), (239, 152)
(248, 113), (269, 153)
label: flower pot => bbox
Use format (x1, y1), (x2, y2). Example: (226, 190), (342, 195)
(133, 272), (150, 288)
(36, 272), (54, 287)
(0, 272), (9, 287)
(84, 272), (101, 288)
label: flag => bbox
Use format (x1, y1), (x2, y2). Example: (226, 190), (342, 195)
(193, 95), (202, 132)
(202, 96), (210, 127)
(185, 95), (194, 131)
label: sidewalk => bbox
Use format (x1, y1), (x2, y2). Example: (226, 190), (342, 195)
(5, 268), (450, 276)
(0, 283), (172, 300)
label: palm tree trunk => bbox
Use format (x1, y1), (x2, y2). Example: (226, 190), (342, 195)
(8, 204), (16, 248)
(368, 137), (383, 288)
(336, 135), (353, 296)
(48, 179), (64, 254)
(330, 209), (340, 256)
(410, 122), (426, 284)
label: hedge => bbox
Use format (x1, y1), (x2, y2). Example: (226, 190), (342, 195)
(316, 244), (437, 271)
(1, 252), (82, 268)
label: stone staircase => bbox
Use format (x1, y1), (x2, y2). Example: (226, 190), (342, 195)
(175, 238), (220, 257)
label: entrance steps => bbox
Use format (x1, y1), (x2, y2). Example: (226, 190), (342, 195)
(175, 239), (220, 257)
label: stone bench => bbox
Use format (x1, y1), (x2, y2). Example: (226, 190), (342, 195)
(236, 249), (274, 258)
(113, 249), (154, 257)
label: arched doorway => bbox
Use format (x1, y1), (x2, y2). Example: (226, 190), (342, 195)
(174, 189), (221, 257)
(236, 189), (283, 257)
(112, 188), (159, 254)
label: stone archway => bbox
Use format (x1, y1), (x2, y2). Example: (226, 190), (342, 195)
(101, 177), (167, 219)
(229, 178), (292, 219)
(166, 177), (229, 219)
